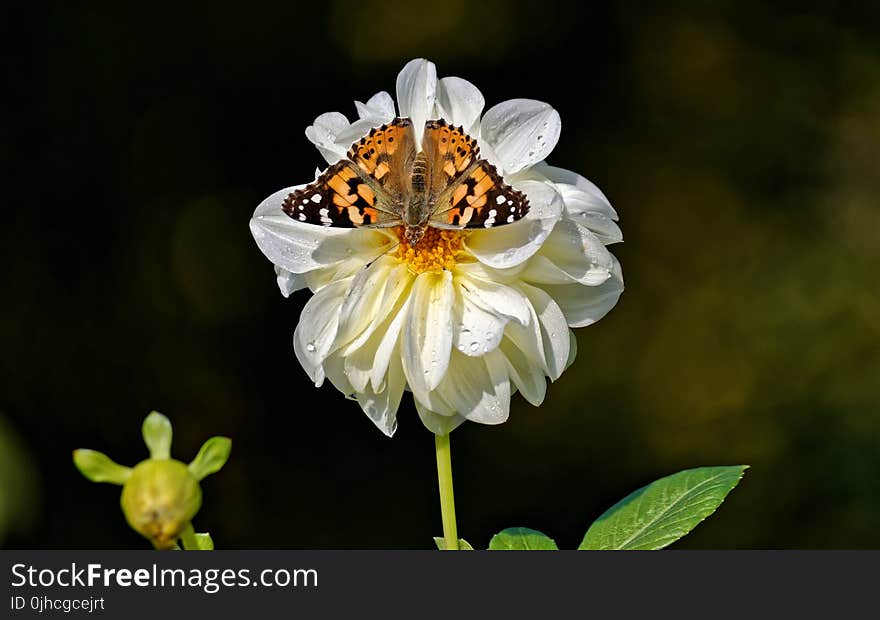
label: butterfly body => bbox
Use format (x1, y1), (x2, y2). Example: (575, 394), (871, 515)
(282, 118), (529, 247)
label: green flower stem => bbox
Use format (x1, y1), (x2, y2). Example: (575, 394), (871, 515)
(179, 523), (199, 551)
(434, 433), (459, 551)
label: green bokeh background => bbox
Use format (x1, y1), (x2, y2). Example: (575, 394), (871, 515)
(2, 1), (879, 548)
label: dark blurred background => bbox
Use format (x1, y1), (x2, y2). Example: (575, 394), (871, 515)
(2, 1), (879, 549)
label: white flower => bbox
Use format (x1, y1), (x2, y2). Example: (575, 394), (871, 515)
(250, 59), (624, 436)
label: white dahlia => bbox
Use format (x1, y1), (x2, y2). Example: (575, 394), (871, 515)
(250, 59), (623, 436)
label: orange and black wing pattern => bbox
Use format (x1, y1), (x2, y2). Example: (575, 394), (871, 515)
(421, 119), (480, 195)
(432, 160), (529, 228)
(283, 118), (416, 228)
(282, 161), (391, 227)
(347, 118), (416, 197)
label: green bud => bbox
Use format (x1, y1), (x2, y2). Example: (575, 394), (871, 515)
(120, 459), (202, 550)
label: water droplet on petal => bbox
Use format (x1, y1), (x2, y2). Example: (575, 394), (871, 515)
(469, 342), (479, 352)
(306, 342), (317, 353)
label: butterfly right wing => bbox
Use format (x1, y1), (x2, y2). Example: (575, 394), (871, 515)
(420, 119), (529, 229)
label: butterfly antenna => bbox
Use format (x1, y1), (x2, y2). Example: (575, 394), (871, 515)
(363, 237), (402, 269)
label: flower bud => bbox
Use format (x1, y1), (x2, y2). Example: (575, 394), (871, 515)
(120, 459), (202, 549)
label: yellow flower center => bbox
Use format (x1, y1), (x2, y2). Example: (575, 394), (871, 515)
(393, 226), (466, 274)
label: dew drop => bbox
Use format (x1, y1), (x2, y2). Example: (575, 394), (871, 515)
(469, 342), (479, 352)
(305, 342), (317, 353)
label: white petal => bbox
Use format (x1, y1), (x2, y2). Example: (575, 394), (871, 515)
(355, 91), (396, 122)
(341, 261), (411, 356)
(341, 264), (411, 392)
(415, 400), (465, 435)
(370, 296), (411, 391)
(532, 162), (618, 219)
(452, 282), (508, 357)
(526, 218), (614, 286)
(456, 273), (531, 326)
(566, 330), (578, 371)
(356, 356), (406, 437)
(517, 283), (571, 381)
(436, 76), (484, 133)
(322, 353), (355, 396)
(335, 261), (392, 347)
(274, 266), (307, 297)
(396, 58), (437, 145)
(402, 270), (454, 392)
(480, 99), (561, 174)
(537, 256), (624, 327)
(250, 186), (355, 274)
(499, 338), (547, 406)
(333, 118), (385, 150)
(434, 350), (510, 425)
(304, 112), (351, 165)
(292, 279), (350, 385)
(570, 210), (623, 245)
(465, 180), (562, 269)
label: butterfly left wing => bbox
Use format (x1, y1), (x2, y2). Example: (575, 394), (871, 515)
(282, 160), (400, 227)
(420, 119), (529, 229)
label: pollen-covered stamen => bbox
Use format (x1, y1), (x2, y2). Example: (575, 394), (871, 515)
(393, 226), (466, 274)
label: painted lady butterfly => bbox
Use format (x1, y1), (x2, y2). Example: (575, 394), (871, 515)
(282, 118), (529, 245)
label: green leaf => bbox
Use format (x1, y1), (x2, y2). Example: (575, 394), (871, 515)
(433, 537), (474, 550)
(73, 449), (132, 485)
(489, 527), (558, 550)
(142, 412), (172, 459)
(188, 437), (232, 481)
(579, 465), (748, 550)
(193, 533), (214, 550)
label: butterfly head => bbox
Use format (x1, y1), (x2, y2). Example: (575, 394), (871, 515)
(403, 224), (427, 247)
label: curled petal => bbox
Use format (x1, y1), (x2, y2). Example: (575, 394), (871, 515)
(506, 283), (570, 381)
(453, 283), (508, 357)
(535, 256), (624, 328)
(465, 180), (562, 269)
(526, 219), (614, 286)
(499, 338), (547, 406)
(415, 400), (466, 436)
(355, 356), (406, 437)
(293, 279), (349, 385)
(396, 58), (437, 145)
(305, 112), (352, 165)
(434, 350), (511, 425)
(402, 271), (454, 393)
(532, 162), (618, 219)
(370, 296), (411, 392)
(250, 186), (357, 275)
(355, 91), (396, 123)
(457, 274), (531, 326)
(436, 76), (485, 133)
(274, 266), (307, 298)
(480, 99), (561, 174)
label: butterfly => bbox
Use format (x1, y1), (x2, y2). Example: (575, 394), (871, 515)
(282, 117), (529, 246)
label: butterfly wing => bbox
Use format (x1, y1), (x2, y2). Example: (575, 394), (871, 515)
(421, 120), (529, 229)
(282, 160), (397, 227)
(282, 118), (417, 228)
(347, 118), (416, 201)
